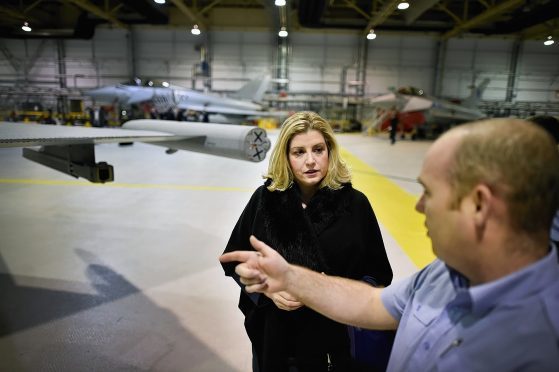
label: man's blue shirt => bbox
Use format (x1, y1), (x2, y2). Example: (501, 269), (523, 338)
(551, 211), (559, 242)
(381, 247), (559, 371)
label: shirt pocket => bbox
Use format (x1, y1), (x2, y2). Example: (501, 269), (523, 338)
(411, 302), (439, 327)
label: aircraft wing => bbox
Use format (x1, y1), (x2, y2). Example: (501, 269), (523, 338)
(369, 93), (432, 113)
(401, 96), (432, 112)
(368, 93), (405, 110)
(0, 120), (270, 183)
(0, 122), (177, 147)
(174, 102), (286, 118)
(428, 104), (486, 123)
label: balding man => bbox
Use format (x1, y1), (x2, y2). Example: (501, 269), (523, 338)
(221, 118), (559, 371)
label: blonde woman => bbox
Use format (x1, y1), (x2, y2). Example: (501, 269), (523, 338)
(222, 111), (392, 371)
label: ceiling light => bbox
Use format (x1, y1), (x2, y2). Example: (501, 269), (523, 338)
(278, 27), (288, 38)
(153, 0), (165, 4)
(191, 24), (201, 35)
(275, 0), (286, 6)
(544, 36), (554, 46)
(398, 2), (410, 10)
(162, 81), (170, 87)
(21, 22), (31, 32)
(367, 29), (377, 40)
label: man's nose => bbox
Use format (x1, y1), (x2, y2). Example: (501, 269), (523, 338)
(415, 194), (425, 213)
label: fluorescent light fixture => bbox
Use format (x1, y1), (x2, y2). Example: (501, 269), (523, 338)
(21, 22), (31, 32)
(191, 24), (201, 35)
(398, 2), (410, 10)
(367, 29), (377, 40)
(278, 27), (288, 38)
(154, 0), (165, 4)
(275, 0), (286, 6)
(544, 36), (554, 46)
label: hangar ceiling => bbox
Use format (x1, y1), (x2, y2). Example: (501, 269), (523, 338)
(0, 0), (558, 41)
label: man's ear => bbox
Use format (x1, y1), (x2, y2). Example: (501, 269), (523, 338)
(471, 184), (493, 227)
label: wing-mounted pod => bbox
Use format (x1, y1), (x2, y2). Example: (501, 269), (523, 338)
(122, 120), (271, 162)
(22, 144), (114, 183)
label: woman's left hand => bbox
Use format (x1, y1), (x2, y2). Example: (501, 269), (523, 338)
(266, 291), (303, 311)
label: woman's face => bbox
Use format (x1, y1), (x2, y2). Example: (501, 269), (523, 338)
(288, 129), (329, 194)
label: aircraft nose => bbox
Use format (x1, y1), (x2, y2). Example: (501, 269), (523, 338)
(85, 87), (115, 97)
(88, 87), (110, 94)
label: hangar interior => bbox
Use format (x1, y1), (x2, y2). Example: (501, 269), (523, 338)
(1, 1), (559, 371)
(0, 0), (558, 126)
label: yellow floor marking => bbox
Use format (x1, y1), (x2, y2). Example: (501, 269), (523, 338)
(0, 178), (252, 192)
(341, 148), (435, 269)
(1, 149), (434, 267)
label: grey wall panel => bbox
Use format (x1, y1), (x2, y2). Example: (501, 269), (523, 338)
(366, 35), (434, 95)
(290, 32), (359, 93)
(132, 28), (201, 87)
(211, 31), (273, 92)
(1, 27), (558, 109)
(0, 39), (57, 86)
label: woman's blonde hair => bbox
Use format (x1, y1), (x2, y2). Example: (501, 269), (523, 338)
(264, 111), (351, 191)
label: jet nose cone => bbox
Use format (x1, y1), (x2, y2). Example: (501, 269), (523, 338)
(87, 86), (110, 94)
(85, 86), (116, 98)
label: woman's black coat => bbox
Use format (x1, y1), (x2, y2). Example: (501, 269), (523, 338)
(222, 182), (393, 371)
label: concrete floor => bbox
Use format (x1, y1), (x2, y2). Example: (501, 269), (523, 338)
(0, 129), (432, 371)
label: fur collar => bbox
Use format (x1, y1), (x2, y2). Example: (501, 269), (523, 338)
(259, 181), (352, 272)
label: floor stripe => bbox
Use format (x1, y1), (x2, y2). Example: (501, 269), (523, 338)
(1, 152), (434, 267)
(340, 147), (435, 269)
(0, 178), (252, 192)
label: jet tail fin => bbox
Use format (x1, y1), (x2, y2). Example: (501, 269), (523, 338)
(463, 78), (490, 108)
(229, 75), (271, 103)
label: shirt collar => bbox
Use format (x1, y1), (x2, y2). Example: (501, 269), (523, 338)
(468, 245), (559, 317)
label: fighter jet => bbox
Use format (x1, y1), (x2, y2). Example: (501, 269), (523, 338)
(0, 119), (271, 183)
(85, 75), (285, 124)
(370, 79), (489, 138)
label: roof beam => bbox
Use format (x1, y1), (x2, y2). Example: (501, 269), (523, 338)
(65, 0), (128, 29)
(520, 19), (559, 40)
(362, 0), (401, 35)
(169, 0), (207, 29)
(404, 0), (440, 25)
(436, 2), (462, 25)
(343, 0), (371, 20)
(0, 5), (38, 22)
(442, 0), (525, 40)
(199, 0), (222, 16)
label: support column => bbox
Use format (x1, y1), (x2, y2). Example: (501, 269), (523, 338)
(355, 37), (368, 122)
(127, 28), (137, 83)
(57, 40), (68, 119)
(505, 39), (521, 103)
(275, 35), (290, 96)
(432, 39), (447, 97)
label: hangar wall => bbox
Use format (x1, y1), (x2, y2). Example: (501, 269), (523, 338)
(0, 27), (558, 110)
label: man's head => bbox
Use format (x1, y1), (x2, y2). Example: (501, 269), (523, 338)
(417, 119), (559, 271)
(448, 119), (559, 234)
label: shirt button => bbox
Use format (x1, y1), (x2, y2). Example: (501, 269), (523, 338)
(423, 341), (430, 350)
